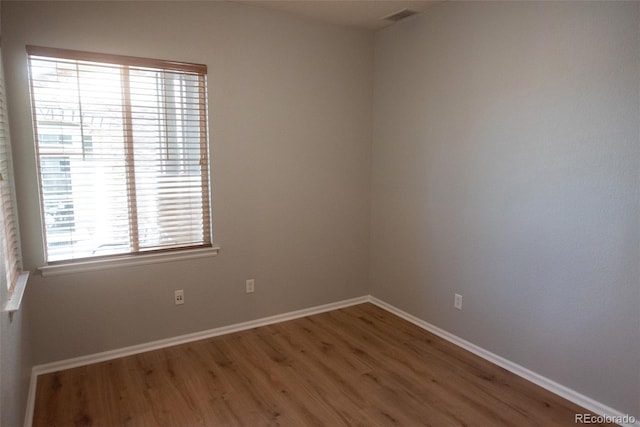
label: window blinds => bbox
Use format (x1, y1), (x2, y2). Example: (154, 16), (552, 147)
(27, 46), (212, 263)
(0, 49), (23, 291)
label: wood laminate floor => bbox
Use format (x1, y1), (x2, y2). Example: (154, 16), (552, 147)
(33, 303), (609, 426)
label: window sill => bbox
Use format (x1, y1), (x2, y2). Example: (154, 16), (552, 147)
(5, 271), (30, 315)
(39, 247), (220, 277)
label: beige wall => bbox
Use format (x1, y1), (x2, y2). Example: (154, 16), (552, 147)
(2, 0), (639, 423)
(0, 294), (31, 427)
(2, 1), (373, 363)
(371, 1), (639, 417)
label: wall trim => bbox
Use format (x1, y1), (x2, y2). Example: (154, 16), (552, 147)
(368, 296), (639, 427)
(24, 294), (638, 427)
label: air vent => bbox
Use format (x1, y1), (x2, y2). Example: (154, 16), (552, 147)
(383, 8), (418, 22)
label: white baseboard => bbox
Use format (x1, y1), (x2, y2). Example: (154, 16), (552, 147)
(23, 369), (38, 427)
(368, 296), (639, 427)
(24, 294), (638, 427)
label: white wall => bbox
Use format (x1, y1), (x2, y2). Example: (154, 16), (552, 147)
(371, 1), (639, 417)
(2, 1), (373, 364)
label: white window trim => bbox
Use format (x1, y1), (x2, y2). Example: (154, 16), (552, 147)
(39, 246), (220, 277)
(4, 271), (30, 315)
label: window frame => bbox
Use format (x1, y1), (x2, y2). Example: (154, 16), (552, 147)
(27, 46), (216, 269)
(0, 43), (30, 311)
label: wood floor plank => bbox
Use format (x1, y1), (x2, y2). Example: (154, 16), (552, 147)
(33, 303), (611, 426)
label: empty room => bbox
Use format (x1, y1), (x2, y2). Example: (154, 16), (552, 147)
(0, 0), (638, 425)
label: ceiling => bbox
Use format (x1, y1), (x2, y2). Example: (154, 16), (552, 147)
(238, 1), (440, 31)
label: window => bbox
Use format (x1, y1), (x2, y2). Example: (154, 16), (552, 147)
(28, 46), (212, 264)
(0, 49), (25, 294)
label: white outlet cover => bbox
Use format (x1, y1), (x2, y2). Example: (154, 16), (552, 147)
(175, 290), (184, 305)
(454, 293), (462, 310)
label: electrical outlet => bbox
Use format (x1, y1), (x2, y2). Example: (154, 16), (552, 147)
(175, 290), (184, 305)
(246, 279), (255, 294)
(454, 293), (462, 310)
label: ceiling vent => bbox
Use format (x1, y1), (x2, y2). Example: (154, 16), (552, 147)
(383, 8), (418, 22)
